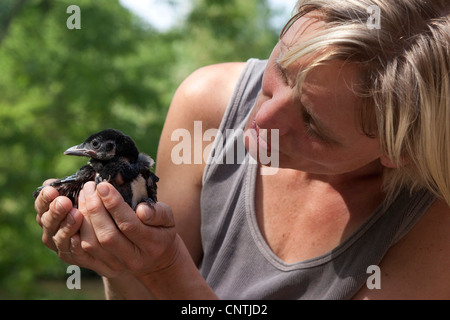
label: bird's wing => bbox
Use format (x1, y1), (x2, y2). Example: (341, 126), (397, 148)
(33, 165), (96, 204)
(145, 170), (159, 203)
(135, 153), (158, 203)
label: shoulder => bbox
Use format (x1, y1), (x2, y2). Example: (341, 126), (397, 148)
(157, 61), (248, 176)
(354, 199), (450, 299)
(157, 62), (247, 179)
(169, 62), (247, 129)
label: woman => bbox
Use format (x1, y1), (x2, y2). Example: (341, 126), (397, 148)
(35, 0), (450, 299)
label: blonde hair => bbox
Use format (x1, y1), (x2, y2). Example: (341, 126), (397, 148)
(280, 0), (450, 205)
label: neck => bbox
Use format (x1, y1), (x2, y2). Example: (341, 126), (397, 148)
(306, 161), (383, 187)
(265, 160), (384, 193)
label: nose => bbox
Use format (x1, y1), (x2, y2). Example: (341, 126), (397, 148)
(253, 88), (296, 136)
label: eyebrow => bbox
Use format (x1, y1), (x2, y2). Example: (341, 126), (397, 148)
(275, 59), (291, 85)
(276, 48), (296, 88)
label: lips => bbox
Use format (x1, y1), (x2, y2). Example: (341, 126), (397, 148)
(250, 119), (271, 153)
(251, 119), (259, 139)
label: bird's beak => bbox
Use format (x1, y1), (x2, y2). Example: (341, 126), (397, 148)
(64, 144), (97, 157)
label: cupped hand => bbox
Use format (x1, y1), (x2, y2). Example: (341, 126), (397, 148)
(35, 180), (83, 258)
(68, 181), (179, 278)
(35, 180), (179, 280)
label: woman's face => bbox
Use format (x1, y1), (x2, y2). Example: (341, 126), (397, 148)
(244, 14), (384, 176)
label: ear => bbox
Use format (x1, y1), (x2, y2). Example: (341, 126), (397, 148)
(380, 155), (408, 168)
(380, 155), (400, 168)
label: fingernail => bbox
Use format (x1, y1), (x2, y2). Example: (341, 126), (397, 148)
(84, 182), (95, 196)
(41, 186), (48, 198)
(97, 183), (110, 197)
(137, 203), (153, 223)
(41, 187), (52, 202)
(55, 198), (65, 213)
(67, 208), (77, 225)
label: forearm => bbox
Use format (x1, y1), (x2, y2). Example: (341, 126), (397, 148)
(138, 235), (218, 300)
(103, 274), (155, 300)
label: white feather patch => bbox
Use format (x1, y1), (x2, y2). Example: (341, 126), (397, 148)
(131, 175), (148, 208)
(138, 153), (155, 168)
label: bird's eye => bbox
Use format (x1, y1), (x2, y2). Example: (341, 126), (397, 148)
(92, 140), (100, 149)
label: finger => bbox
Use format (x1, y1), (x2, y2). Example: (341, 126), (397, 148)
(36, 213), (42, 228)
(68, 234), (83, 257)
(79, 182), (118, 232)
(80, 182), (135, 259)
(53, 208), (83, 258)
(96, 182), (143, 237)
(78, 199), (131, 277)
(43, 178), (58, 186)
(67, 232), (121, 278)
(35, 186), (60, 216)
(40, 196), (73, 251)
(79, 213), (120, 264)
(136, 202), (175, 228)
(79, 184), (120, 248)
(40, 196), (73, 235)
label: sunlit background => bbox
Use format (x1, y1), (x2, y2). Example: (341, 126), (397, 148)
(0, 0), (294, 299)
(119, 0), (293, 31)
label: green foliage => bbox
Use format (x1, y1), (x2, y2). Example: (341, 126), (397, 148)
(173, 0), (278, 76)
(0, 0), (280, 298)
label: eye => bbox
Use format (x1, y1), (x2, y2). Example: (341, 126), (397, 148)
(92, 140), (100, 149)
(302, 109), (326, 142)
(301, 108), (339, 146)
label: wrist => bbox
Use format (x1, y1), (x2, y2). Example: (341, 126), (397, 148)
(137, 234), (217, 300)
(103, 273), (154, 300)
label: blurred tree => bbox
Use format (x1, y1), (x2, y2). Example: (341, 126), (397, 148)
(0, 0), (27, 45)
(0, 0), (173, 298)
(0, 0), (280, 298)
(172, 0), (278, 79)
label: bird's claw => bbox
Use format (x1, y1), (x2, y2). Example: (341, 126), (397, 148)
(145, 198), (156, 209)
(95, 174), (111, 185)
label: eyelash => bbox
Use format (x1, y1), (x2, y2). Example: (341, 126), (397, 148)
(304, 123), (323, 142)
(302, 110), (327, 143)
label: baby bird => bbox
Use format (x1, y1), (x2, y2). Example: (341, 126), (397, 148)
(33, 129), (158, 210)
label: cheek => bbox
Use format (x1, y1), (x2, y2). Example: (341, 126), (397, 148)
(320, 138), (382, 168)
(290, 133), (382, 171)
(354, 138), (383, 161)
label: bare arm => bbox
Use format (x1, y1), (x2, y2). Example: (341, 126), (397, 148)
(155, 62), (246, 262)
(102, 62), (246, 298)
(353, 199), (450, 299)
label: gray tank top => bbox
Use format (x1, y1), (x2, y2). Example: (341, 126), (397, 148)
(199, 58), (436, 299)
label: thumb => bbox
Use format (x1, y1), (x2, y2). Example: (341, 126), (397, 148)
(136, 202), (175, 228)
